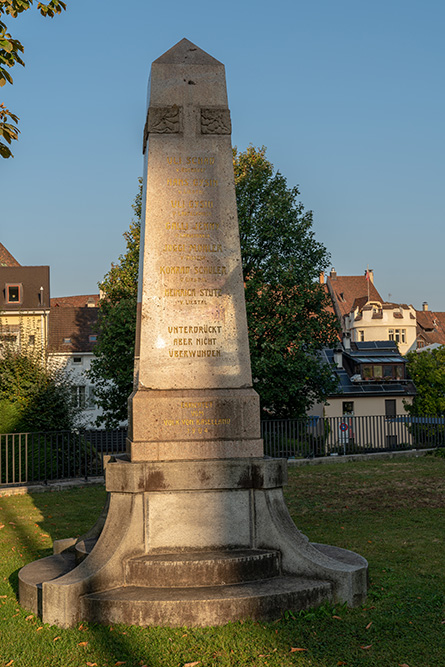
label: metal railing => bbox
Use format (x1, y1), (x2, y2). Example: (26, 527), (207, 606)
(261, 414), (445, 458)
(0, 428), (127, 487)
(1, 416), (444, 487)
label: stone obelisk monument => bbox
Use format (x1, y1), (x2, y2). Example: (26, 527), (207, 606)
(129, 38), (262, 462)
(19, 39), (367, 628)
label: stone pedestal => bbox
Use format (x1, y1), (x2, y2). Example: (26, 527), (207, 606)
(18, 39), (367, 627)
(19, 457), (367, 628)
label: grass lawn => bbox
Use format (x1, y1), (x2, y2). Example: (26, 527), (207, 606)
(0, 456), (444, 667)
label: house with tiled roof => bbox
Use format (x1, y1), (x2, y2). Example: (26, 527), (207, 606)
(325, 268), (417, 355)
(0, 244), (50, 356)
(312, 339), (416, 448)
(48, 303), (102, 427)
(415, 302), (445, 349)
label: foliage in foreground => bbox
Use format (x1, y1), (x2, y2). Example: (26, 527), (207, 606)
(0, 0), (67, 157)
(88, 179), (141, 426)
(0, 457), (444, 666)
(0, 345), (80, 433)
(91, 149), (339, 425)
(405, 346), (445, 416)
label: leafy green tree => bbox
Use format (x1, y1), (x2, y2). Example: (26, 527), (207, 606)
(234, 146), (339, 416)
(1, 0), (66, 157)
(0, 345), (80, 433)
(91, 149), (339, 424)
(88, 180), (141, 427)
(405, 347), (445, 416)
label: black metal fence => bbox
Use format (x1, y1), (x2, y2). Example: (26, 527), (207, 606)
(261, 415), (445, 458)
(0, 429), (127, 487)
(1, 416), (444, 487)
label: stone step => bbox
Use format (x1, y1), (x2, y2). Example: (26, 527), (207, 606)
(125, 549), (281, 587)
(80, 577), (333, 627)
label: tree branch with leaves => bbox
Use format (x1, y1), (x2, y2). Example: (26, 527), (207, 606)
(0, 0), (66, 157)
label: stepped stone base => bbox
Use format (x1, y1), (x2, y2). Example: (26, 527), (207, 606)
(18, 457), (367, 628)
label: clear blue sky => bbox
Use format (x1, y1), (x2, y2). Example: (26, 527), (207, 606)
(2, 0), (445, 309)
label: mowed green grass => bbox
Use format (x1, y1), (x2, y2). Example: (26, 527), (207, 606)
(0, 456), (444, 667)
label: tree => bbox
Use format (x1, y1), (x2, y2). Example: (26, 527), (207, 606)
(405, 347), (445, 416)
(88, 180), (141, 427)
(91, 148), (339, 425)
(234, 146), (339, 417)
(0, 344), (80, 433)
(1, 0), (66, 157)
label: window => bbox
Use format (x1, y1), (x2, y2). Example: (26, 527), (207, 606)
(89, 335), (97, 343)
(6, 284), (21, 304)
(0, 333), (18, 346)
(389, 328), (406, 344)
(28, 335), (35, 345)
(417, 338), (425, 349)
(342, 401), (354, 416)
(362, 364), (404, 380)
(63, 337), (71, 344)
(385, 399), (396, 418)
(71, 385), (86, 408)
(373, 365), (383, 379)
(358, 330), (365, 342)
(73, 356), (82, 364)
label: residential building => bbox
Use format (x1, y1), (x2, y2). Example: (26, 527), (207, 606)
(321, 339), (415, 419)
(48, 299), (101, 427)
(0, 243), (50, 357)
(415, 302), (445, 349)
(326, 268), (417, 355)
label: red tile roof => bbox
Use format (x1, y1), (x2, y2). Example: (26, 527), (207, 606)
(416, 310), (445, 346)
(51, 294), (100, 308)
(0, 243), (20, 267)
(327, 275), (384, 319)
(48, 306), (99, 353)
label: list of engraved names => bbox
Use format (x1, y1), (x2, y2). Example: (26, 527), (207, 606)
(158, 153), (229, 362)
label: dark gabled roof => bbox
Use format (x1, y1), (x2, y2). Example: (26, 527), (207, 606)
(48, 306), (99, 353)
(322, 343), (416, 398)
(51, 294), (100, 308)
(345, 340), (403, 362)
(0, 243), (20, 267)
(0, 265), (50, 310)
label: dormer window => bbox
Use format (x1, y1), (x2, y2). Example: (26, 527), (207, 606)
(6, 284), (22, 304)
(362, 364), (404, 380)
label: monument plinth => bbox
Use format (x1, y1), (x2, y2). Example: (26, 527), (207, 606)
(18, 39), (367, 628)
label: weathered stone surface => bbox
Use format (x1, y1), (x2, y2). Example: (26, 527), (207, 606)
(129, 37), (260, 462)
(80, 577), (333, 627)
(105, 457), (287, 493)
(125, 549), (281, 587)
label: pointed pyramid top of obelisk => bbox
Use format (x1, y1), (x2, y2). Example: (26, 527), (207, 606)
(153, 38), (223, 66)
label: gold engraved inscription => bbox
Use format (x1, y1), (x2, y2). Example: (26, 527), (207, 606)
(160, 265), (227, 275)
(162, 243), (222, 253)
(163, 399), (231, 433)
(166, 156), (215, 165)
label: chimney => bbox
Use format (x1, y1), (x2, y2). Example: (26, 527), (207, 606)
(422, 302), (429, 312)
(334, 347), (343, 368)
(330, 267), (337, 279)
(319, 271), (325, 285)
(343, 333), (351, 350)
